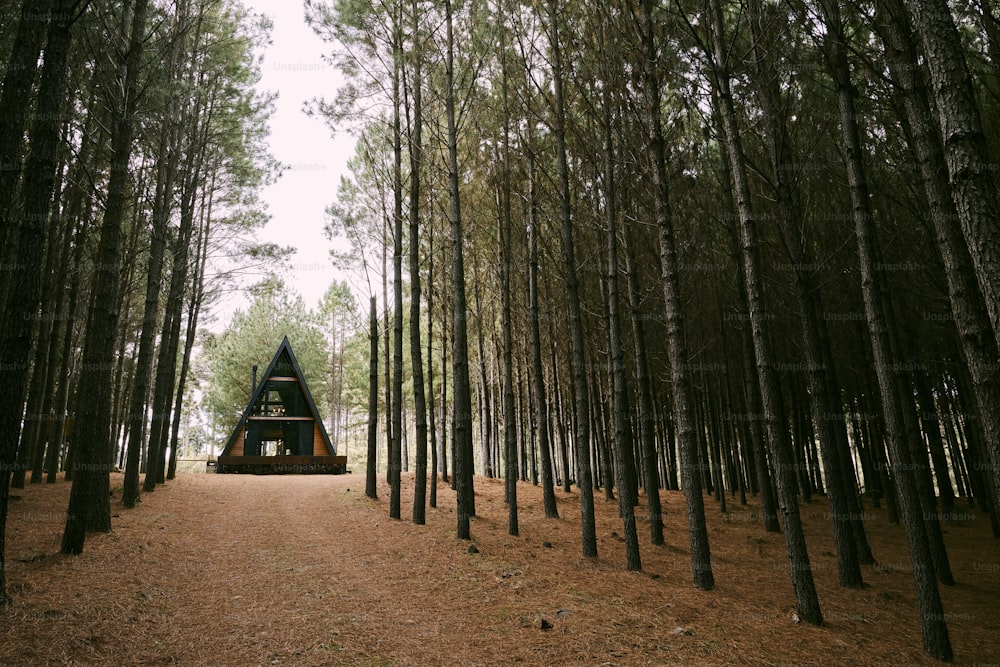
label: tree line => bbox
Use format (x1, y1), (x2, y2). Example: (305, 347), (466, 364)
(0, 0), (278, 602)
(310, 0), (999, 660)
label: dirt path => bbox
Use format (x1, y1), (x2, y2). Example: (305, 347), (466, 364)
(2, 472), (999, 665)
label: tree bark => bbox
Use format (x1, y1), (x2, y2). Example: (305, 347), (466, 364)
(0, 0), (52, 304)
(28, 165), (73, 484)
(747, 0), (868, 582)
(122, 115), (178, 507)
(527, 148), (559, 519)
(640, 0), (713, 590)
(548, 0), (597, 559)
(367, 296), (379, 499)
(599, 54), (640, 570)
(445, 0), (475, 540)
(143, 99), (203, 492)
(904, 0), (1000, 353)
(0, 0), (71, 602)
(389, 3), (404, 521)
(63, 0), (147, 553)
(623, 222), (664, 545)
(407, 0), (428, 525)
(497, 21), (519, 537)
(819, 0), (952, 656)
(708, 0), (821, 622)
(877, 0), (1000, 536)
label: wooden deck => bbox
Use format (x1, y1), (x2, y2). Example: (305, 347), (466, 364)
(215, 455), (348, 475)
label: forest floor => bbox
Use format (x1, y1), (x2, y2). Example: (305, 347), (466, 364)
(1, 471), (999, 666)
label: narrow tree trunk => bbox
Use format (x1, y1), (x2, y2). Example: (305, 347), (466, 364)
(747, 0), (868, 579)
(440, 293), (449, 485)
(122, 123), (176, 506)
(623, 224), (664, 545)
(29, 168), (74, 484)
(548, 0), (597, 559)
(904, 0), (1000, 351)
(640, 0), (713, 589)
(63, 0), (146, 553)
(367, 296), (379, 499)
(820, 0), (952, 655)
(389, 6), (404, 521)
(407, 0), (428, 525)
(383, 212), (392, 484)
(599, 58), (640, 569)
(473, 261), (493, 479)
(551, 337), (571, 493)
(0, 0), (52, 289)
(47, 175), (93, 484)
(497, 25), (519, 537)
(740, 319), (781, 533)
(527, 150), (559, 519)
(445, 0), (475, 539)
(0, 0), (70, 601)
(877, 0), (1000, 533)
(21, 155), (70, 486)
(143, 111), (203, 492)
(427, 224), (438, 508)
(708, 0), (821, 620)
(167, 278), (202, 481)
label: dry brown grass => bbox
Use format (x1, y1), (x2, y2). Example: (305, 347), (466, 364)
(1, 471), (999, 666)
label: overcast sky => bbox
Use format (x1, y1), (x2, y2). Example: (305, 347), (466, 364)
(227, 0), (356, 316)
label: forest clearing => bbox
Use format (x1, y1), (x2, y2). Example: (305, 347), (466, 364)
(2, 472), (998, 666)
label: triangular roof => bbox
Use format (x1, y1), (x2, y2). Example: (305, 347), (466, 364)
(220, 336), (335, 456)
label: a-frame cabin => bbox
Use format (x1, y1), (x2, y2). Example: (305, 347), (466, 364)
(216, 336), (347, 474)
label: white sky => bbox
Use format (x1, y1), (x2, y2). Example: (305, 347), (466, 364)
(227, 0), (356, 314)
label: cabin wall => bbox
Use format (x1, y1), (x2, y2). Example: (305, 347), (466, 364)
(313, 423), (328, 456)
(229, 425), (245, 457)
(228, 421), (328, 457)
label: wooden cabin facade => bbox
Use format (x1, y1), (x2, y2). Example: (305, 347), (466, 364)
(216, 337), (347, 474)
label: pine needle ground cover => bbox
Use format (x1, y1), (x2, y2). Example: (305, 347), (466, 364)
(2, 472), (998, 666)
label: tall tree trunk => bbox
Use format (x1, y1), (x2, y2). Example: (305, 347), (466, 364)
(497, 21), (519, 537)
(0, 0), (70, 602)
(44, 218), (84, 484)
(167, 268), (203, 481)
(0, 0), (52, 304)
(550, 334), (571, 493)
(383, 211), (392, 484)
(473, 259), (493, 479)
(623, 221), (664, 545)
(16, 190), (61, 488)
(877, 0), (1000, 534)
(389, 4), (404, 521)
(747, 0), (869, 578)
(428, 221), (438, 508)
(408, 0), (428, 525)
(598, 52), (640, 570)
(143, 109), (203, 492)
(47, 157), (94, 484)
(367, 296), (379, 499)
(548, 0), (597, 559)
(640, 0), (714, 590)
(20, 151), (69, 486)
(29, 164), (73, 484)
(440, 292), (449, 485)
(707, 0), (822, 622)
(445, 0), (475, 540)
(527, 148), (559, 520)
(122, 120), (177, 507)
(904, 0), (1000, 352)
(63, 0), (146, 553)
(819, 0), (952, 656)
